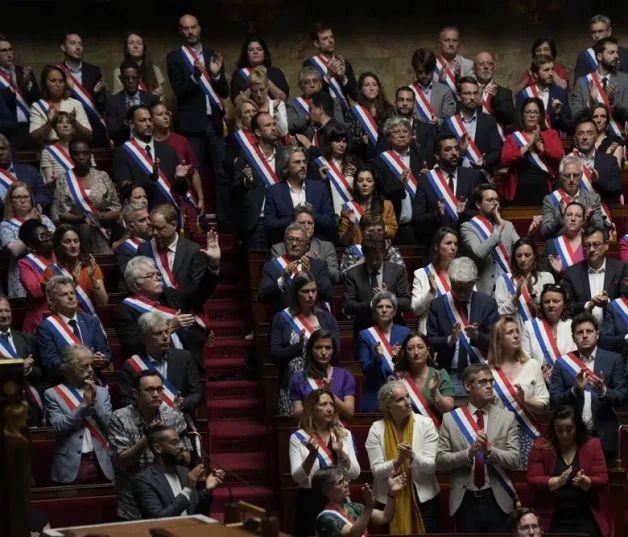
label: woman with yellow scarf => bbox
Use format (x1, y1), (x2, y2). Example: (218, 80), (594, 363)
(365, 380), (441, 533)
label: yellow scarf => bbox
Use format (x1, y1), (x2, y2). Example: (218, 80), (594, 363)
(383, 414), (425, 535)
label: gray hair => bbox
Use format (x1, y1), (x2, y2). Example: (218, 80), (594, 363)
(137, 311), (170, 339)
(125, 256), (157, 294)
(590, 14), (611, 27)
(46, 275), (75, 300)
(278, 145), (309, 180)
(558, 155), (584, 176)
(382, 116), (411, 140)
(311, 466), (346, 498)
(449, 257), (478, 285)
(371, 291), (398, 312)
(377, 380), (406, 415)
(298, 66), (322, 87)
(284, 222), (309, 240)
(461, 363), (491, 387)
(59, 344), (92, 378)
(121, 203), (146, 226)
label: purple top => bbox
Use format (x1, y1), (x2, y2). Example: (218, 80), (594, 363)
(289, 367), (356, 402)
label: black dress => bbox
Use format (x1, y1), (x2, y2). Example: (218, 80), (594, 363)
(598, 133), (625, 154)
(549, 453), (603, 537)
(511, 157), (551, 206)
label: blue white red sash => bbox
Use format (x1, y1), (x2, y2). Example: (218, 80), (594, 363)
(501, 274), (536, 322)
(557, 352), (601, 397)
(303, 374), (323, 396)
(363, 326), (395, 377)
(443, 292), (487, 364)
(450, 407), (518, 501)
(5, 216), (25, 229)
(343, 201), (363, 227)
(309, 55), (348, 110)
(585, 48), (598, 71)
(423, 264), (450, 296)
(234, 131), (279, 188)
(127, 354), (178, 406)
(435, 57), (456, 92)
(280, 308), (316, 343)
(549, 188), (571, 209)
(32, 99), (56, 117)
(180, 47), (224, 113)
(610, 297), (628, 325)
(122, 295), (207, 333)
(492, 367), (542, 439)
(350, 244), (363, 260)
(350, 105), (378, 145)
(48, 264), (98, 318)
(238, 67), (251, 82)
(0, 168), (17, 190)
(572, 150), (615, 227)
(520, 86), (551, 124)
(293, 96), (310, 115)
(552, 235), (579, 269)
(56, 64), (106, 129)
(47, 143), (75, 171)
(272, 254), (298, 285)
(0, 71), (31, 118)
(400, 377), (441, 429)
(293, 430), (336, 467)
(469, 216), (511, 273)
(65, 170), (111, 246)
(145, 239), (179, 290)
(52, 383), (109, 451)
(23, 253), (50, 276)
(511, 131), (550, 174)
(313, 156), (359, 220)
(122, 237), (144, 255)
(411, 83), (437, 123)
(379, 150), (417, 198)
(139, 80), (149, 93)
(530, 318), (562, 366)
(0, 336), (43, 410)
(445, 114), (483, 164)
(482, 93), (505, 141)
(426, 169), (459, 222)
(42, 314), (81, 347)
(317, 508), (368, 537)
(585, 73), (622, 136)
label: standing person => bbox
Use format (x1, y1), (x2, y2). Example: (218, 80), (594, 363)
(112, 32), (165, 98)
(433, 26), (474, 91)
(410, 48), (456, 125)
(166, 13), (231, 231)
(473, 52), (515, 133)
(247, 69), (288, 136)
(541, 202), (586, 280)
(592, 103), (624, 168)
(515, 37), (569, 94)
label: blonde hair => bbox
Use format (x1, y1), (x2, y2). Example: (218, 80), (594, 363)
(487, 316), (529, 368)
(248, 69), (269, 88)
(3, 181), (34, 220)
(235, 98), (259, 131)
(298, 389), (347, 439)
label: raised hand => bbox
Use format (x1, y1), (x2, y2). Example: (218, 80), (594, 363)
(93, 79), (106, 94)
(346, 162), (357, 176)
(574, 368), (588, 392)
(606, 141), (619, 155)
(437, 199), (446, 216)
(391, 343), (401, 358)
(450, 322), (462, 344)
(23, 355), (34, 374)
(86, 254), (97, 278)
(200, 229), (221, 267)
(464, 323), (479, 341)
(548, 254), (563, 274)
(528, 215), (542, 236)
(362, 483), (375, 509)
(605, 83), (616, 101)
(589, 84), (599, 103)
(283, 260), (298, 280)
(588, 370), (606, 396)
(169, 309), (195, 332)
(551, 99), (563, 114)
(206, 469), (225, 491)
(399, 168), (411, 185)
(242, 165), (253, 185)
(300, 254), (311, 272)
(209, 52), (224, 76)
(456, 197), (467, 215)
(318, 165), (330, 180)
(428, 272), (438, 295)
(514, 383), (525, 405)
(459, 133), (469, 153)
(175, 163), (192, 178)
(304, 436), (319, 455)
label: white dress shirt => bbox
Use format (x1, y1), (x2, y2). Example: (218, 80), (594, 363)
(460, 111), (478, 168)
(160, 234), (179, 270)
(445, 168), (458, 195)
(75, 387), (94, 453)
(577, 349), (601, 432)
(164, 472), (191, 516)
(140, 138), (156, 161)
(585, 259), (606, 327)
(394, 149), (412, 224)
(465, 402), (490, 491)
(535, 84), (550, 112)
(64, 60), (83, 85)
(288, 180), (307, 210)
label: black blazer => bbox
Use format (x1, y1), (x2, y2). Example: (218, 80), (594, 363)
(601, 305), (628, 357)
(11, 329), (42, 381)
(375, 119), (436, 169)
(132, 464), (213, 519)
(485, 85), (515, 127)
(229, 65), (290, 102)
(119, 349), (202, 412)
(0, 94), (17, 139)
(0, 65), (40, 121)
(563, 257), (624, 315)
(105, 91), (157, 146)
(68, 61), (108, 148)
(166, 45), (229, 135)
(590, 151), (623, 206)
(574, 46), (628, 83)
(111, 140), (188, 208)
(302, 57), (358, 102)
(343, 261), (411, 354)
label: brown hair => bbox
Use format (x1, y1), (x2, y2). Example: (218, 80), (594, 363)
(150, 204), (178, 226)
(298, 389), (346, 439)
(3, 181), (34, 220)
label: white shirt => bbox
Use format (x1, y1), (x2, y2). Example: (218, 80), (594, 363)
(161, 234), (179, 270)
(75, 387), (94, 453)
(465, 402), (490, 491)
(394, 149), (412, 224)
(64, 60), (83, 85)
(148, 352), (168, 378)
(585, 259), (606, 327)
(535, 84), (550, 112)
(578, 349), (599, 431)
(191, 47), (212, 117)
(288, 180), (307, 210)
(164, 472), (191, 516)
(520, 318), (576, 365)
(58, 312), (82, 342)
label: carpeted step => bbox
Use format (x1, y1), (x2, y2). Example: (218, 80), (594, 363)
(209, 420), (268, 453)
(208, 398), (263, 422)
(205, 380), (259, 400)
(204, 355), (247, 378)
(209, 452), (269, 487)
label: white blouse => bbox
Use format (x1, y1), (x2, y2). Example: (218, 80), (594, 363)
(29, 98), (91, 143)
(520, 318), (576, 365)
(491, 359), (549, 413)
(411, 265), (448, 334)
(494, 271), (555, 329)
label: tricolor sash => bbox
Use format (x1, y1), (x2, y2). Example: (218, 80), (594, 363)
(47, 143), (75, 171)
(511, 131), (550, 174)
(53, 383), (109, 452)
(423, 264), (450, 296)
(552, 235), (579, 269)
(572, 150), (615, 227)
(411, 83), (437, 123)
(48, 264), (99, 318)
(272, 254), (298, 284)
(32, 99), (55, 117)
(139, 80), (149, 93)
(426, 168), (459, 222)
(23, 253), (50, 276)
(127, 354), (178, 406)
(303, 374), (323, 396)
(585, 73), (622, 136)
(41, 314), (81, 348)
(350, 244), (363, 260)
(280, 308), (316, 342)
(450, 407), (518, 501)
(350, 105), (378, 145)
(234, 131), (280, 188)
(549, 188), (571, 209)
(313, 156), (359, 220)
(435, 57), (457, 92)
(317, 509), (368, 537)
(482, 93), (505, 141)
(445, 114), (483, 164)
(145, 239), (179, 290)
(238, 67), (251, 82)
(343, 201), (364, 227)
(400, 377), (441, 429)
(610, 297), (628, 325)
(180, 47), (224, 113)
(378, 150), (417, 198)
(5, 216), (25, 229)
(530, 318), (562, 366)
(557, 352), (601, 397)
(0, 71), (31, 118)
(0, 336), (43, 410)
(122, 295), (207, 333)
(309, 55), (348, 110)
(469, 216), (511, 273)
(121, 237), (144, 255)
(520, 86), (551, 124)
(443, 292), (487, 364)
(584, 48), (598, 71)
(0, 168), (17, 190)
(363, 326), (395, 377)
(293, 429), (336, 468)
(293, 96), (310, 115)
(64, 170), (111, 246)
(501, 274), (536, 322)
(492, 367), (542, 439)
(57, 64), (106, 129)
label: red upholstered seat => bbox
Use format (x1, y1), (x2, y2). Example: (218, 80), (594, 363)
(30, 440), (54, 487)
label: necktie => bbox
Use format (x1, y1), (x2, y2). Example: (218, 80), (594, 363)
(1, 332), (9, 343)
(145, 144), (153, 160)
(602, 78), (608, 94)
(158, 246), (170, 271)
(474, 409), (486, 489)
(370, 270), (379, 294)
(68, 319), (82, 342)
(448, 173), (455, 192)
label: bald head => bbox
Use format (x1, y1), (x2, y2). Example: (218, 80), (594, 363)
(178, 14), (201, 46)
(474, 52), (494, 84)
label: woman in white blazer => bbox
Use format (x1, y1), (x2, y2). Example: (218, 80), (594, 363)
(365, 380), (440, 533)
(289, 389), (360, 536)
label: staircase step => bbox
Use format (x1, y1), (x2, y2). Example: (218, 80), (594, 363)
(205, 380), (259, 400)
(209, 318), (248, 330)
(211, 323), (249, 339)
(209, 420), (268, 453)
(208, 398), (263, 421)
(212, 282), (248, 299)
(210, 452), (269, 486)
(205, 339), (254, 360)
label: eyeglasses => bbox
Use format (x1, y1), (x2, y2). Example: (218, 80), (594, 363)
(139, 386), (164, 395)
(475, 378), (495, 387)
(583, 241), (605, 250)
(121, 75), (140, 81)
(11, 195), (30, 201)
(523, 110), (540, 116)
(138, 271), (163, 281)
(543, 283), (564, 291)
(285, 237), (307, 244)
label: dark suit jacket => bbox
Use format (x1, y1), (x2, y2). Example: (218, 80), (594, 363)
(515, 85), (573, 135)
(343, 261), (411, 354)
(427, 290), (499, 372)
(263, 180), (336, 244)
(111, 140), (188, 208)
(11, 329), (42, 382)
(483, 85), (515, 127)
(132, 464), (213, 519)
(562, 257), (623, 314)
(0, 65), (40, 122)
(375, 119), (436, 169)
(600, 304), (628, 357)
(230, 65), (290, 102)
(302, 57), (358, 102)
(167, 45), (229, 135)
(313, 117), (340, 152)
(413, 166), (485, 241)
(0, 163), (52, 214)
(105, 91), (157, 146)
(574, 46), (628, 83)
(550, 348), (628, 451)
(114, 241), (138, 282)
(67, 61), (108, 148)
(589, 151), (623, 205)
(0, 94), (17, 139)
(258, 257), (332, 313)
(120, 349), (201, 412)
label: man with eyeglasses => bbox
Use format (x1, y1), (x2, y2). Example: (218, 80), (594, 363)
(105, 59), (158, 146)
(109, 370), (193, 521)
(541, 155), (604, 239)
(473, 52), (515, 131)
(509, 508), (542, 537)
(563, 225), (624, 327)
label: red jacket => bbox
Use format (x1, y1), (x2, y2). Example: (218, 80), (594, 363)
(526, 437), (610, 537)
(499, 128), (563, 201)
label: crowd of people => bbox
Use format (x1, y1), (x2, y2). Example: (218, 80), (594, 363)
(1, 10), (628, 537)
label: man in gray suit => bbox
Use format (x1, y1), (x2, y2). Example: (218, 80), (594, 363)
(542, 155), (603, 239)
(271, 205), (339, 283)
(437, 363), (519, 533)
(132, 425), (224, 519)
(411, 48), (456, 125)
(43, 344), (113, 485)
(460, 184), (541, 295)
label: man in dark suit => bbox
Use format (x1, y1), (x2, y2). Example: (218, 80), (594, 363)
(264, 145), (336, 245)
(119, 311), (201, 413)
(258, 223), (332, 314)
(550, 312), (628, 464)
(473, 52), (515, 130)
(601, 264), (628, 358)
(411, 48), (456, 125)
(413, 133), (485, 244)
(573, 14), (628, 83)
(300, 91), (339, 150)
(106, 60), (157, 146)
(115, 203), (151, 284)
(58, 32), (108, 148)
(167, 14), (230, 231)
(563, 226), (623, 327)
(112, 104), (190, 209)
(0, 35), (39, 148)
(344, 235), (410, 355)
(427, 257), (499, 395)
(132, 425), (224, 519)
(515, 55), (573, 135)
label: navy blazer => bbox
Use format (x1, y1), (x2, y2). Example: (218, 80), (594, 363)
(600, 303), (628, 357)
(549, 348), (628, 451)
(515, 85), (573, 135)
(427, 290), (499, 372)
(562, 257), (624, 315)
(0, 93), (18, 138)
(574, 46), (628, 83)
(230, 65), (290, 103)
(1, 162), (52, 215)
(263, 180), (336, 244)
(480, 85), (516, 127)
(358, 324), (411, 412)
(105, 91), (157, 146)
(376, 119), (436, 169)
(0, 65), (40, 123)
(589, 151), (623, 206)
(166, 45), (229, 135)
(302, 57), (358, 102)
